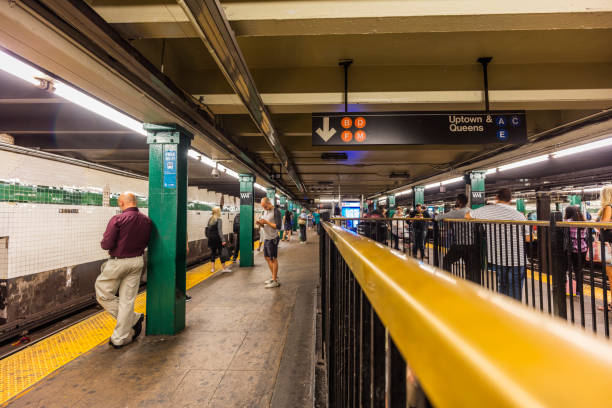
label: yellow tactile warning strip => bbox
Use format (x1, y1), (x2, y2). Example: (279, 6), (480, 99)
(526, 269), (610, 301)
(0, 246), (256, 405)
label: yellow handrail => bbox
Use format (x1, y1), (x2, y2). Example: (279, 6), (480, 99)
(556, 221), (612, 228)
(322, 222), (612, 408)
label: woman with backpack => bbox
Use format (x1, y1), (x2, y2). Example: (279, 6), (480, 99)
(563, 206), (588, 295)
(207, 207), (231, 273)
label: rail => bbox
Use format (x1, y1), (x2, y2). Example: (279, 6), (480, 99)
(330, 217), (612, 337)
(319, 221), (612, 407)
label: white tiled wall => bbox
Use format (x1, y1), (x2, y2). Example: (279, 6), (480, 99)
(0, 150), (147, 195)
(0, 203), (119, 279)
(0, 149), (241, 280)
(0, 204), (238, 280)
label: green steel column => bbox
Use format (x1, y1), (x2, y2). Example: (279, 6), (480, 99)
(145, 123), (192, 336)
(279, 195), (287, 216)
(293, 203), (299, 231)
(388, 194), (396, 217)
(516, 198), (526, 214)
(279, 195), (287, 239)
(412, 186), (425, 207)
(239, 174), (255, 267)
(468, 170), (486, 209)
(568, 195), (581, 206)
(266, 187), (276, 206)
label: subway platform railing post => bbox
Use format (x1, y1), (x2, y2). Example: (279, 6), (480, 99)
(317, 221), (612, 407)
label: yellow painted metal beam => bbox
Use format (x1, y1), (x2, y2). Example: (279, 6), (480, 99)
(322, 222), (612, 407)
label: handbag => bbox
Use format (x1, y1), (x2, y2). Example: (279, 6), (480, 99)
(586, 240), (612, 264)
(220, 246), (230, 263)
(298, 218), (306, 226)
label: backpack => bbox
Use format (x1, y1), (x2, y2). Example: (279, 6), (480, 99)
(233, 213), (240, 233)
(206, 219), (220, 240)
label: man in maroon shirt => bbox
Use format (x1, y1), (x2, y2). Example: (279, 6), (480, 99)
(96, 192), (151, 348)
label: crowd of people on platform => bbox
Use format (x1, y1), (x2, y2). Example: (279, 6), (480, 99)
(359, 185), (612, 304)
(93, 183), (611, 348)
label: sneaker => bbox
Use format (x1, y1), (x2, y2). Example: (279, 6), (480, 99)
(221, 268), (232, 273)
(264, 278), (275, 284)
(265, 280), (280, 289)
(186, 295), (192, 302)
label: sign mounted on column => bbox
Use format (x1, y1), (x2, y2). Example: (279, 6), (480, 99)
(312, 111), (527, 146)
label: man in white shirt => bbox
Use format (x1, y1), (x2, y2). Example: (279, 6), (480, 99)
(436, 194), (480, 283)
(466, 188), (526, 300)
(257, 197), (282, 288)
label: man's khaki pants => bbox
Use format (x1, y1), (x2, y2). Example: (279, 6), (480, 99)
(95, 256), (144, 346)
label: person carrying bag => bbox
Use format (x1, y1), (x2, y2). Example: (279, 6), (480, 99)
(206, 206), (232, 273)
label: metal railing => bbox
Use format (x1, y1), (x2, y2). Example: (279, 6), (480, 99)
(331, 217), (612, 337)
(319, 221), (612, 407)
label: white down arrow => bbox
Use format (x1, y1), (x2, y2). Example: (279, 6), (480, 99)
(316, 117), (336, 142)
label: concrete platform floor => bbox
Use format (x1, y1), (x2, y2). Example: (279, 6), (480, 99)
(8, 231), (319, 408)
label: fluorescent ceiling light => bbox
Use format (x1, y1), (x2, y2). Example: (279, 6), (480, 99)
(568, 187), (601, 193)
(0, 49), (146, 136)
(552, 137), (612, 158)
(53, 82), (146, 136)
(425, 182), (441, 189)
(254, 183), (267, 192)
(395, 189), (412, 197)
(498, 155), (549, 172)
(217, 163), (239, 179)
(187, 149), (200, 159)
(486, 168), (497, 175)
(441, 176), (463, 185)
(0, 49), (45, 86)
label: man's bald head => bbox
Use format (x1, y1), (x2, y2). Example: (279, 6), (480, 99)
(118, 192), (137, 211)
(261, 197), (272, 210)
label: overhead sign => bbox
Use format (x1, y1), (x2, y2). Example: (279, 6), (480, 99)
(163, 145), (177, 189)
(312, 111), (527, 146)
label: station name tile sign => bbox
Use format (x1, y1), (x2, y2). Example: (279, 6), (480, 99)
(163, 145), (177, 189)
(312, 111), (527, 146)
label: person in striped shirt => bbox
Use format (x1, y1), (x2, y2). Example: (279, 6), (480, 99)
(466, 188), (526, 301)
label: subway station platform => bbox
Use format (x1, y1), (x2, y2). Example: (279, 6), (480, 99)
(4, 234), (318, 408)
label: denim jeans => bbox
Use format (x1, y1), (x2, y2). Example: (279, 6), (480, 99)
(490, 265), (525, 301)
(412, 230), (426, 259)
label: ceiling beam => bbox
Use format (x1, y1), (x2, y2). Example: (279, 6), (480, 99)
(92, 1), (612, 37)
(178, 0), (305, 193)
(195, 89), (612, 114)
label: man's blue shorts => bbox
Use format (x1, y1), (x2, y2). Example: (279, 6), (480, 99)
(264, 238), (279, 259)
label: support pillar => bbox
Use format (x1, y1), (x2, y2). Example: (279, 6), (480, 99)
(388, 194), (396, 217)
(412, 186), (425, 208)
(568, 195), (581, 206)
(467, 170), (486, 209)
(145, 123), (192, 335)
(279, 195), (287, 239)
(239, 174), (255, 267)
(516, 198), (525, 214)
(266, 187), (276, 206)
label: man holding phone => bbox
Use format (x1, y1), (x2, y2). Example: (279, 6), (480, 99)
(257, 197), (282, 288)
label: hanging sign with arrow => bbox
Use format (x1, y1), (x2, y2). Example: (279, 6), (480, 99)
(312, 111), (527, 146)
(315, 116), (336, 142)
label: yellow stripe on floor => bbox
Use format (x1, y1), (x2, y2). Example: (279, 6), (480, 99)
(0, 251), (250, 405)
